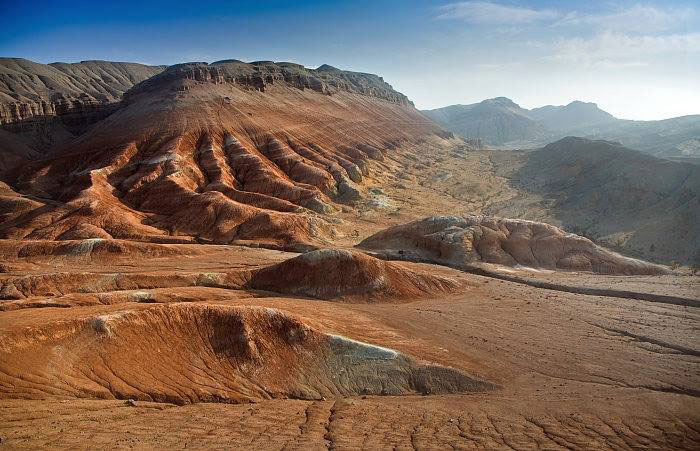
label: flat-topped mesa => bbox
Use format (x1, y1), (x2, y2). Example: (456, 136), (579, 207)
(124, 60), (413, 106)
(0, 57), (441, 248)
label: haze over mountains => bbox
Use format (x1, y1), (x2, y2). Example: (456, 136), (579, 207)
(423, 98), (700, 158)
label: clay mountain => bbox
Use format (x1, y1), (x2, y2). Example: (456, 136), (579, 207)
(0, 57), (699, 449)
(424, 97), (700, 158)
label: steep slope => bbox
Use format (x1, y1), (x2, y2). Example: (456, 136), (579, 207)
(490, 137), (700, 265)
(0, 58), (166, 151)
(422, 97), (546, 146)
(0, 58), (166, 115)
(0, 129), (38, 177)
(588, 115), (700, 158)
(0, 60), (444, 248)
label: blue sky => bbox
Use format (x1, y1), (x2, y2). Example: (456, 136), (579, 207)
(1, 0), (698, 119)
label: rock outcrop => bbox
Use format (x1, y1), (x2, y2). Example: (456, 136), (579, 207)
(126, 60), (413, 106)
(358, 215), (670, 275)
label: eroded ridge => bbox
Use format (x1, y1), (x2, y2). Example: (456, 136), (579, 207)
(0, 303), (495, 403)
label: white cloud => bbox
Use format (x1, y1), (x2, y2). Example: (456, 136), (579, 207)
(437, 1), (560, 24)
(554, 4), (697, 33)
(550, 31), (700, 67)
(438, 2), (698, 33)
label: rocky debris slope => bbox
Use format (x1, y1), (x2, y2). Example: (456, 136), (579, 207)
(246, 249), (460, 301)
(0, 303), (495, 403)
(0, 60), (442, 248)
(358, 215), (669, 275)
(0, 58), (165, 122)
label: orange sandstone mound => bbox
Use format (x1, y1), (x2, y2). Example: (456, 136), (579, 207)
(358, 215), (669, 275)
(0, 303), (495, 403)
(246, 248), (461, 301)
(0, 246), (460, 305)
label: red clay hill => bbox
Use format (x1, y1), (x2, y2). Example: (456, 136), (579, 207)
(0, 60), (444, 249)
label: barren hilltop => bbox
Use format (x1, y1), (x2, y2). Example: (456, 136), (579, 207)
(0, 58), (698, 449)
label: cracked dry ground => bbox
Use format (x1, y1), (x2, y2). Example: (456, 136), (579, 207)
(0, 246), (699, 449)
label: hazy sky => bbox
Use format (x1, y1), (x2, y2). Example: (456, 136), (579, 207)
(1, 0), (698, 120)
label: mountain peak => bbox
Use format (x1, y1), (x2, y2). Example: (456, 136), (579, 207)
(568, 100), (594, 105)
(482, 97), (519, 107)
(564, 100), (604, 110)
(316, 64), (340, 72)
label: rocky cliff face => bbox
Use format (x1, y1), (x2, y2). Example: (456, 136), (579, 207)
(125, 61), (413, 107)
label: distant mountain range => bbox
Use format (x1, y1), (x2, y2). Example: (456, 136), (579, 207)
(487, 136), (700, 265)
(422, 98), (700, 158)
